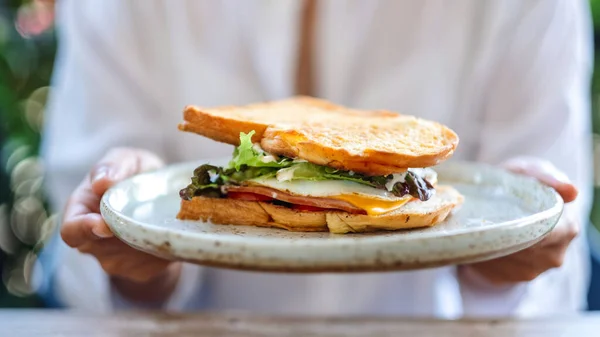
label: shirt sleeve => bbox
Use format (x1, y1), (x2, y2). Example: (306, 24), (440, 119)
(459, 0), (593, 316)
(38, 0), (204, 310)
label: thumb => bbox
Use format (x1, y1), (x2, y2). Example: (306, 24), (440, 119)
(502, 156), (578, 203)
(90, 148), (163, 196)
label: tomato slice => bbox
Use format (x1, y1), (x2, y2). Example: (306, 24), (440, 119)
(227, 192), (274, 202)
(291, 204), (330, 212)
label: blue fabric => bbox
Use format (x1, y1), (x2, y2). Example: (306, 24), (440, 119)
(36, 230), (65, 308)
(588, 253), (600, 311)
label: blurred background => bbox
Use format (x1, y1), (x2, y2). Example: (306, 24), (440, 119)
(0, 0), (55, 307)
(0, 0), (600, 309)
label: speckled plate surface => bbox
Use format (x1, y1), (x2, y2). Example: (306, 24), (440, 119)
(100, 159), (563, 272)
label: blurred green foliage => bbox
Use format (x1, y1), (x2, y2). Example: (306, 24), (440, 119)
(589, 0), (600, 233)
(0, 0), (55, 307)
(592, 0), (600, 32)
(592, 0), (600, 131)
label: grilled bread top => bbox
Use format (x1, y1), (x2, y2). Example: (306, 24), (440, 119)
(178, 97), (458, 175)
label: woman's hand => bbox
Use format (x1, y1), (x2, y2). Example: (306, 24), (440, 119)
(61, 148), (182, 303)
(459, 157), (579, 285)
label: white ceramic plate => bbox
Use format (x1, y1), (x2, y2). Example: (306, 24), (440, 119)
(100, 159), (563, 272)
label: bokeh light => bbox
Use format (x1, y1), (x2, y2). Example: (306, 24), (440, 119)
(24, 86), (49, 133)
(15, 0), (54, 39)
(0, 204), (18, 255)
(10, 157), (44, 198)
(0, 0), (55, 305)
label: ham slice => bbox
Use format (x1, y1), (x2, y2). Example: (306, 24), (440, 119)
(225, 185), (366, 214)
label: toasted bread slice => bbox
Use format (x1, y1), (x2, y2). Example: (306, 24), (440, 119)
(179, 97), (347, 145)
(176, 185), (463, 234)
(179, 97), (458, 175)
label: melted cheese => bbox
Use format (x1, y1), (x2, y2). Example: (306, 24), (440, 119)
(332, 194), (412, 216)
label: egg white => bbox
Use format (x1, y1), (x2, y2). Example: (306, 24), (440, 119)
(249, 178), (401, 201)
(249, 167), (437, 202)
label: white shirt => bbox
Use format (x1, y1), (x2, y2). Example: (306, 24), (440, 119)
(40, 0), (593, 317)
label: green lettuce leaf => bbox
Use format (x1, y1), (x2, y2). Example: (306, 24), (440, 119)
(228, 131), (293, 170)
(180, 164), (281, 200)
(180, 131), (435, 202)
(276, 162), (375, 186)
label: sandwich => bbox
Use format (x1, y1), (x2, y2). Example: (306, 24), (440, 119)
(176, 97), (463, 234)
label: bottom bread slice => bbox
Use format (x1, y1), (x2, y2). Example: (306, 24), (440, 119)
(177, 185), (464, 234)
